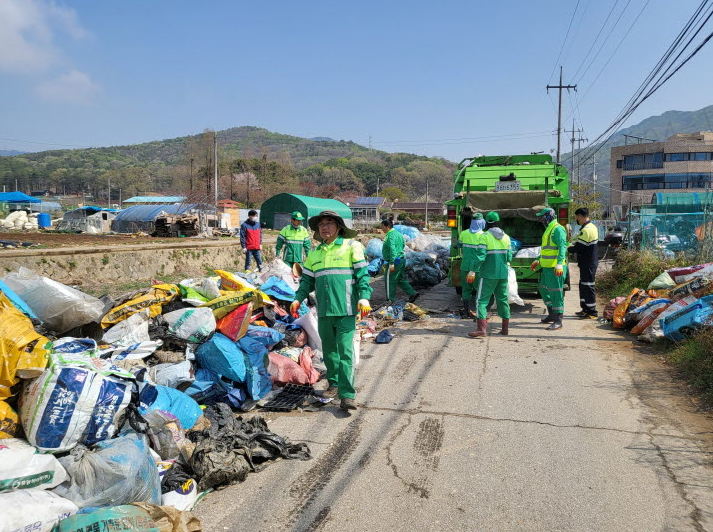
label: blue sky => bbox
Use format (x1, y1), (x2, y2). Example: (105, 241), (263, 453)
(0, 0), (711, 161)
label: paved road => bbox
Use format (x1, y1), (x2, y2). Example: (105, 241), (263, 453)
(195, 270), (713, 531)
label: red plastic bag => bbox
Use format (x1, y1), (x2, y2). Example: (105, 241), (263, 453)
(216, 302), (253, 341)
(604, 297), (627, 321)
(298, 347), (320, 385)
(268, 352), (310, 385)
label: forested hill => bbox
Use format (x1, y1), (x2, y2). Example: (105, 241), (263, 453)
(0, 126), (456, 205)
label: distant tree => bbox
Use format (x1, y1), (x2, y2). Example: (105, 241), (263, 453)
(380, 186), (407, 201)
(570, 183), (604, 220)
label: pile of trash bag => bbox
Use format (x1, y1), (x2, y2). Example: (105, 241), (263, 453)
(0, 257), (345, 530)
(604, 261), (713, 342)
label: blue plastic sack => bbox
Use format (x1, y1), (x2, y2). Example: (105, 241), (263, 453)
(394, 224), (420, 242)
(185, 368), (231, 403)
(661, 295), (713, 341)
(260, 276), (296, 301)
(139, 384), (203, 430)
(375, 329), (393, 344)
(0, 279), (36, 319)
(368, 258), (384, 277)
(365, 238), (384, 260)
(236, 336), (272, 400)
(510, 238), (523, 253)
(244, 325), (285, 349)
(195, 333), (247, 383)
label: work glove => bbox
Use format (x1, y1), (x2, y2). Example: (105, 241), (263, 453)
(466, 271), (476, 284)
(555, 264), (564, 277)
(389, 264), (396, 273)
(357, 299), (371, 319)
(530, 260), (539, 271)
(290, 300), (301, 318)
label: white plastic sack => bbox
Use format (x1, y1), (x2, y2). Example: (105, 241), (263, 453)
(20, 353), (134, 453)
(515, 246), (541, 259)
(294, 308), (322, 352)
(260, 258), (299, 290)
(150, 361), (194, 389)
(163, 307), (216, 343)
(507, 267), (524, 306)
(104, 340), (163, 362)
(102, 309), (151, 345)
(0, 490), (78, 532)
(0, 438), (68, 492)
(1, 267), (105, 333)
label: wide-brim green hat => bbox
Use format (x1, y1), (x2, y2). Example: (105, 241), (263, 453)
(473, 213), (484, 220)
(309, 210), (358, 241)
(291, 211), (305, 220)
(485, 211), (500, 222)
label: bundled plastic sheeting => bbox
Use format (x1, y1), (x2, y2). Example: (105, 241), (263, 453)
(201, 290), (262, 320)
(0, 438), (68, 492)
(216, 302), (253, 341)
(101, 284), (180, 328)
(243, 325), (285, 350)
(0, 291), (50, 400)
(0, 280), (36, 319)
(294, 308), (322, 352)
(180, 277), (221, 301)
(0, 490), (78, 532)
(515, 246), (541, 259)
(365, 238), (384, 260)
(162, 307), (216, 343)
(54, 433), (162, 509)
(150, 361), (194, 389)
(393, 224), (419, 242)
(404, 251), (444, 287)
(195, 333), (246, 383)
(661, 295), (713, 342)
(259, 259), (299, 291)
(507, 266), (524, 306)
(139, 384), (203, 430)
(236, 336), (272, 400)
(260, 277), (296, 301)
(0, 401), (19, 439)
(20, 353), (134, 452)
(2, 267), (105, 333)
(102, 309), (151, 345)
(144, 411), (192, 462)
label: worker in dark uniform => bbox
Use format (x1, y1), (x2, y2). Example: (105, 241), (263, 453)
(569, 207), (599, 319)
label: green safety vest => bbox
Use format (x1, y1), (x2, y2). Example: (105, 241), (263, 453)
(540, 220), (568, 268)
(276, 224), (311, 264)
(295, 237), (373, 317)
(476, 229), (512, 279)
(459, 229), (484, 273)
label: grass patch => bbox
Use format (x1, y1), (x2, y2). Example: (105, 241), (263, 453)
(598, 250), (687, 300)
(667, 329), (713, 403)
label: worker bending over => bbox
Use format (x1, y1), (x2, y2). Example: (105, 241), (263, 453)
(275, 211), (311, 267)
(531, 207), (568, 330)
(291, 210), (372, 411)
(468, 211), (512, 338)
(381, 219), (419, 303)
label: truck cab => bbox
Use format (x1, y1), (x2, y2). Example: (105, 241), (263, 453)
(447, 154), (570, 293)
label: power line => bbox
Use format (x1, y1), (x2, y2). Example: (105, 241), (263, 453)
(372, 130), (554, 146)
(570, 0), (622, 82)
(547, 0), (582, 83)
(0, 136), (92, 148)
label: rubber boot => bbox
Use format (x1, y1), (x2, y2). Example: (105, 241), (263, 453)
(541, 307), (555, 323)
(499, 318), (509, 336)
(546, 314), (563, 331)
(468, 319), (488, 338)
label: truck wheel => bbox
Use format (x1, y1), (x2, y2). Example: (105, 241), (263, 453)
(455, 286), (462, 295)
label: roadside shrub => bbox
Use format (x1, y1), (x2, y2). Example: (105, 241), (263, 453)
(668, 329), (713, 402)
(598, 250), (686, 300)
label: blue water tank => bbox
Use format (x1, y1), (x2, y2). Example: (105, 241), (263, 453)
(37, 212), (51, 228)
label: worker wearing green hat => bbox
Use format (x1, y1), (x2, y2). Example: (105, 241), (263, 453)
(531, 207), (568, 330)
(468, 211), (512, 338)
(275, 211), (311, 267)
(459, 212), (486, 318)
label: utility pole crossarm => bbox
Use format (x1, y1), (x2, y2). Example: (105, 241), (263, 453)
(546, 67), (577, 165)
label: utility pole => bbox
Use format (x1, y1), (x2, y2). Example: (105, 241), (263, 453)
(425, 176), (430, 229)
(214, 132), (218, 209)
(368, 134), (372, 150)
(546, 67), (577, 164)
(575, 130), (588, 185)
(107, 174), (111, 207)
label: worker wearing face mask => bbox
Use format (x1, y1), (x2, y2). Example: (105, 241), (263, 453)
(531, 207), (568, 330)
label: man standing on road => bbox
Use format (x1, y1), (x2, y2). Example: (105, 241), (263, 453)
(459, 213), (486, 319)
(468, 212), (512, 338)
(290, 210), (372, 411)
(381, 219), (419, 304)
(275, 211), (311, 268)
(240, 210), (263, 272)
(531, 207), (568, 331)
(569, 207), (599, 319)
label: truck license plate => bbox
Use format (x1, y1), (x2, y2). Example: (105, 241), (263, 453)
(495, 180), (522, 191)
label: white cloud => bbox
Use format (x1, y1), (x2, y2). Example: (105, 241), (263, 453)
(36, 69), (99, 104)
(0, 0), (89, 73)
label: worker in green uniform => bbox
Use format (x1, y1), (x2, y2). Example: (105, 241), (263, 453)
(275, 211), (311, 267)
(531, 207), (568, 330)
(290, 210), (372, 411)
(381, 219), (419, 303)
(459, 213), (486, 319)
(468, 212), (512, 338)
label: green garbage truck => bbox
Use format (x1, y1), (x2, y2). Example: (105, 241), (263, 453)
(446, 154), (570, 294)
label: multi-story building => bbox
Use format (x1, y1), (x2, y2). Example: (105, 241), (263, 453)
(610, 131), (713, 208)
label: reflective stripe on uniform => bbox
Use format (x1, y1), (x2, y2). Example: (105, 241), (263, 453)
(581, 281), (595, 286)
(462, 243), (480, 249)
(314, 268), (353, 277)
(487, 249), (509, 254)
(353, 261), (368, 269)
(302, 267), (314, 277)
